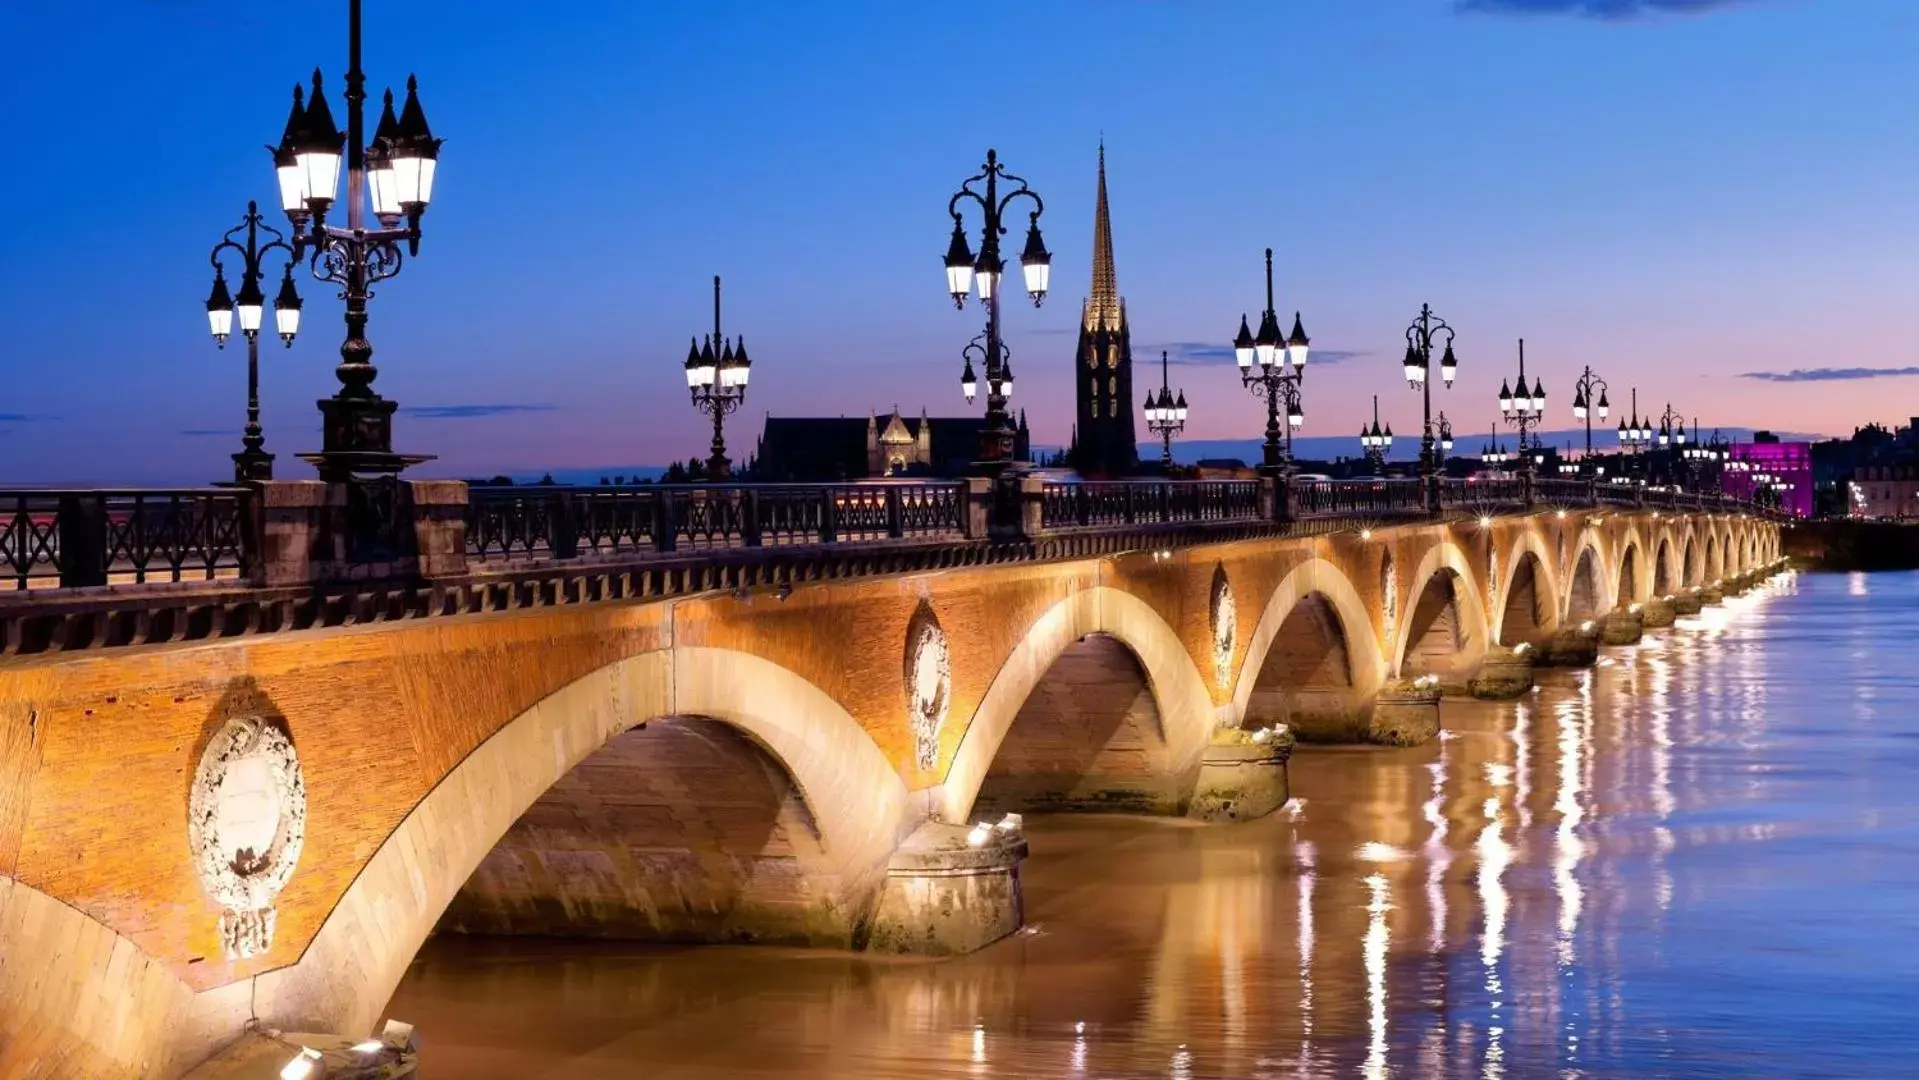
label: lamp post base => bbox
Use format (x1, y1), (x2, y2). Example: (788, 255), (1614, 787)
(232, 451), (275, 484)
(303, 395), (434, 482)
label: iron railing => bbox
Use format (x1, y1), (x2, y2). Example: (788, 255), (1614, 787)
(1, 489), (254, 590)
(1039, 480), (1261, 529)
(0, 477), (1780, 595)
(1291, 478), (1427, 519)
(466, 482), (967, 561)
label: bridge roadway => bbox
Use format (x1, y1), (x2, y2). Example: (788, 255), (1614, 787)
(0, 475), (1784, 1077)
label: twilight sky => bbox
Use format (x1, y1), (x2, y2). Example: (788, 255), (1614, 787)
(3, 0), (1916, 484)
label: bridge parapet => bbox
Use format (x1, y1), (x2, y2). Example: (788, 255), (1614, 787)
(0, 477), (1781, 660)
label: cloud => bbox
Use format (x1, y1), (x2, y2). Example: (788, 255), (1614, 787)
(1145, 342), (1368, 367)
(1739, 367), (1919, 383)
(1456, 0), (1751, 18)
(398, 404), (560, 420)
(0, 413), (56, 423)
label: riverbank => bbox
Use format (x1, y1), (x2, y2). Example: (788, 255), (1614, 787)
(1784, 519), (1919, 570)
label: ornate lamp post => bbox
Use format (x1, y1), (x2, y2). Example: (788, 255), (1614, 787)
(1143, 350), (1188, 468)
(267, 0), (443, 481)
(1617, 388), (1652, 483)
(204, 202), (302, 482)
(1496, 338), (1547, 484)
(1654, 403), (1688, 488)
(1400, 305), (1458, 511)
(1436, 411), (1455, 461)
(682, 276), (751, 478)
(1569, 364), (1610, 467)
(1230, 248), (1310, 474)
(1358, 395), (1392, 473)
(944, 149), (1048, 469)
(1480, 417), (1512, 473)
(1684, 423), (1729, 493)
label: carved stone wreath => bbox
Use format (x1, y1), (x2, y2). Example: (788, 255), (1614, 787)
(1210, 566), (1236, 688)
(188, 716), (306, 961)
(904, 605), (951, 771)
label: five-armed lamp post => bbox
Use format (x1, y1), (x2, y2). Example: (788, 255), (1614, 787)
(944, 149), (1048, 470)
(1230, 248), (1309, 474)
(1569, 364), (1610, 466)
(1143, 351), (1188, 468)
(268, 0), (442, 480)
(1358, 395), (1392, 473)
(1400, 304), (1458, 512)
(204, 201), (302, 482)
(682, 276), (751, 478)
(1497, 338), (1547, 493)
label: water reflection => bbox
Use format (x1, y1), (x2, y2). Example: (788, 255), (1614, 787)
(386, 570), (1919, 1079)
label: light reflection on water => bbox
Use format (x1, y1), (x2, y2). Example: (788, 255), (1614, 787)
(386, 570), (1919, 1079)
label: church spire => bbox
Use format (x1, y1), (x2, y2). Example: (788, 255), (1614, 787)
(1088, 142), (1121, 330)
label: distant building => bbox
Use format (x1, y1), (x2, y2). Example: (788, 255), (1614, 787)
(1849, 465), (1919, 520)
(752, 408), (1031, 482)
(1066, 145), (1140, 478)
(1728, 436), (1813, 517)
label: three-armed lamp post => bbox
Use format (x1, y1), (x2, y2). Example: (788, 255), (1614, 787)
(1681, 419), (1728, 493)
(267, 0), (442, 480)
(204, 201), (302, 482)
(1358, 395), (1392, 473)
(682, 276), (751, 478)
(1480, 417), (1512, 472)
(1497, 338), (1546, 499)
(1569, 364), (1610, 469)
(944, 149), (1048, 469)
(1143, 351), (1188, 468)
(1497, 339), (1547, 472)
(1654, 403), (1688, 487)
(1617, 388), (1652, 482)
(1230, 248), (1309, 474)
(1400, 305), (1458, 511)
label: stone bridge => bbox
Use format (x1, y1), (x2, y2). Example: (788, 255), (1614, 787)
(0, 494), (1782, 1077)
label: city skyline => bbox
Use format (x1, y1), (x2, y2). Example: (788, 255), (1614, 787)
(4, 0), (1917, 483)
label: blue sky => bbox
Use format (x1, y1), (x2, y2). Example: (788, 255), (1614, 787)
(2, 0), (1915, 483)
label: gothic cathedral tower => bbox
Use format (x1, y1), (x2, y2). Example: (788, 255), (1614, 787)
(1067, 144), (1139, 477)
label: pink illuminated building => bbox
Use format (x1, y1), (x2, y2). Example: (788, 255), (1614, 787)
(1726, 436), (1812, 517)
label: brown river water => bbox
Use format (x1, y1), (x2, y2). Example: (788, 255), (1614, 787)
(384, 570), (1919, 1078)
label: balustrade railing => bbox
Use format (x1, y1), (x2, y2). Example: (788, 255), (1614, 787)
(1039, 480), (1261, 529)
(1, 489), (254, 590)
(1291, 478), (1426, 519)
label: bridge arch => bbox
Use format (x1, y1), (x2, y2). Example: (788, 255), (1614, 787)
(1392, 539), (1491, 680)
(1233, 557), (1386, 741)
(1616, 540), (1642, 607)
(246, 646), (908, 1051)
(1565, 539), (1609, 623)
(1683, 535), (1701, 588)
(1493, 529), (1563, 647)
(941, 586), (1213, 824)
(1654, 536), (1677, 597)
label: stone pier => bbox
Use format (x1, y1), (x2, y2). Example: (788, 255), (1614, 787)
(1189, 726), (1295, 822)
(1369, 678), (1443, 745)
(1641, 596), (1679, 628)
(1601, 605), (1645, 645)
(867, 822), (1028, 956)
(1470, 646), (1536, 699)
